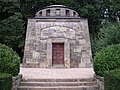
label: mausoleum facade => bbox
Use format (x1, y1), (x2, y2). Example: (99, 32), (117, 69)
(23, 5), (92, 68)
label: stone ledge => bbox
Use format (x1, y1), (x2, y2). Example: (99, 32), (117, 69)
(12, 74), (22, 90)
(94, 75), (104, 90)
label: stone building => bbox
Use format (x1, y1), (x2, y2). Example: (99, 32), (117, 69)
(23, 5), (92, 68)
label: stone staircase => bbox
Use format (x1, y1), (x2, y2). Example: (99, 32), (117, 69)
(18, 78), (99, 90)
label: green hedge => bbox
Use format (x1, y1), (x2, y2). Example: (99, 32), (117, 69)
(93, 44), (120, 76)
(0, 43), (20, 76)
(104, 69), (120, 90)
(0, 73), (12, 90)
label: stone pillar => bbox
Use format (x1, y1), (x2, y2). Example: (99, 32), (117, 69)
(42, 9), (46, 16)
(70, 10), (73, 17)
(47, 39), (52, 67)
(61, 8), (66, 16)
(64, 41), (70, 68)
(50, 8), (55, 16)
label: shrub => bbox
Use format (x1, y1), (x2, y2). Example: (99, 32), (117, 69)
(104, 69), (120, 90)
(0, 43), (20, 76)
(0, 73), (12, 90)
(93, 44), (120, 76)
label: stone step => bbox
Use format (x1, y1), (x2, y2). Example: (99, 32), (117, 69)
(18, 86), (99, 90)
(20, 81), (96, 86)
(51, 64), (66, 68)
(22, 78), (95, 82)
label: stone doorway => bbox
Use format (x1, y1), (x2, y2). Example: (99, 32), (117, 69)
(52, 43), (64, 65)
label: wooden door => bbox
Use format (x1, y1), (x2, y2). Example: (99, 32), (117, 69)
(52, 43), (64, 65)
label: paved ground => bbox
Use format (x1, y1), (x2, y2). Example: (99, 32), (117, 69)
(19, 67), (95, 79)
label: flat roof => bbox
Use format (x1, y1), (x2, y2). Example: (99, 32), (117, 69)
(33, 16), (82, 19)
(47, 5), (67, 8)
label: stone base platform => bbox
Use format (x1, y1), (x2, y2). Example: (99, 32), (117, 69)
(18, 78), (99, 90)
(18, 67), (99, 90)
(19, 67), (95, 79)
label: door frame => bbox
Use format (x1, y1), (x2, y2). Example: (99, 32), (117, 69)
(47, 38), (70, 68)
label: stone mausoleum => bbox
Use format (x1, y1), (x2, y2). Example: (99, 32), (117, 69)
(23, 5), (92, 68)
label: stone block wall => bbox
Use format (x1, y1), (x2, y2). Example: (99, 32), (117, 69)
(23, 18), (92, 68)
(95, 75), (104, 90)
(12, 74), (22, 90)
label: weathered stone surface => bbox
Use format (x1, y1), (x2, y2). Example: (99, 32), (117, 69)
(23, 5), (92, 68)
(12, 74), (22, 90)
(18, 78), (99, 90)
(95, 75), (104, 90)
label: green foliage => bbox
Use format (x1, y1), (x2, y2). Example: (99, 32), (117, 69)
(99, 0), (120, 22)
(93, 44), (120, 76)
(0, 13), (25, 60)
(0, 0), (20, 20)
(104, 69), (120, 90)
(92, 22), (120, 55)
(0, 43), (20, 76)
(79, 3), (101, 33)
(19, 0), (80, 18)
(0, 0), (24, 58)
(0, 73), (12, 90)
(0, 13), (24, 50)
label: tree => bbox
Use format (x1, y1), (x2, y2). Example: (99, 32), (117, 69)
(0, 0), (24, 58)
(19, 0), (80, 18)
(0, 13), (24, 56)
(98, 0), (120, 22)
(0, 0), (20, 20)
(93, 22), (120, 54)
